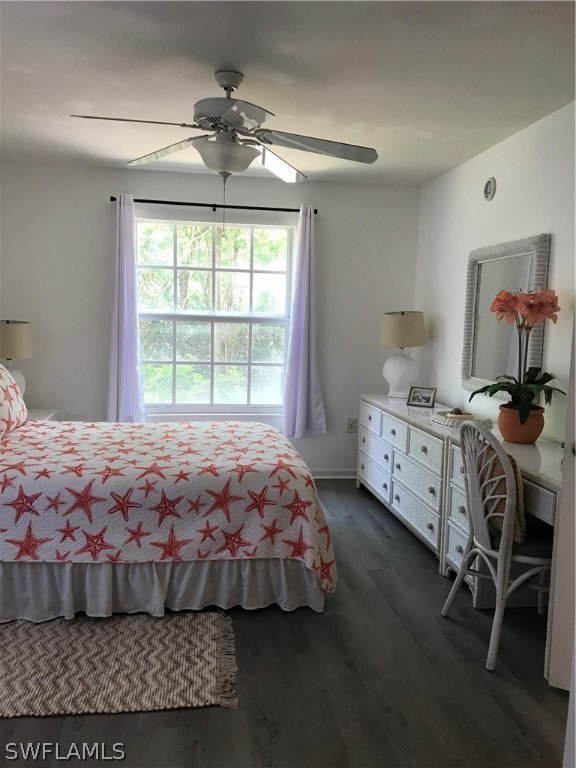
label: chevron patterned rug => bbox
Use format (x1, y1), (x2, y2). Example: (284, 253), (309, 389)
(0, 612), (237, 717)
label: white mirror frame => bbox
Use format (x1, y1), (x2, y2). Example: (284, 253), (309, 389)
(461, 233), (551, 395)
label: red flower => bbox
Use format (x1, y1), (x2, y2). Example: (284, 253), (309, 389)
(490, 290), (519, 324)
(515, 289), (561, 328)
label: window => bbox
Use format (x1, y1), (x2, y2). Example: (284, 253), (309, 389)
(136, 220), (293, 412)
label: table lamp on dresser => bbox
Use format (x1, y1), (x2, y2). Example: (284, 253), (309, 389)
(0, 320), (33, 396)
(380, 311), (426, 398)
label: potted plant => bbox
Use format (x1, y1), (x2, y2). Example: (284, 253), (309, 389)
(469, 288), (566, 443)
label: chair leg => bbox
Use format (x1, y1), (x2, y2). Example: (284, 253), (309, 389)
(486, 597), (507, 671)
(441, 559), (470, 618)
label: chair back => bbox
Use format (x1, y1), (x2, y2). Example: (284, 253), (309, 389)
(459, 422), (517, 558)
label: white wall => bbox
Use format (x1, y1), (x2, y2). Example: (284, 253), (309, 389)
(415, 103), (575, 443)
(0, 161), (420, 473)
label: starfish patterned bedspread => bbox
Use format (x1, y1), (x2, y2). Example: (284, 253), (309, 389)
(0, 420), (336, 592)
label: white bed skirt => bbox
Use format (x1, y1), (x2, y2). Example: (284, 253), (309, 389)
(0, 559), (325, 623)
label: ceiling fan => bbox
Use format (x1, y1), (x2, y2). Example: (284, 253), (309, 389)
(71, 69), (378, 183)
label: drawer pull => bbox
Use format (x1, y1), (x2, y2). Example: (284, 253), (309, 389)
(420, 445), (428, 454)
(456, 545), (464, 554)
(428, 486), (435, 495)
(459, 466), (465, 474)
(383, 453), (389, 461)
(426, 522), (434, 531)
(361, 437), (366, 443)
(368, 414), (372, 421)
(382, 482), (388, 491)
(395, 462), (401, 470)
(360, 464), (365, 470)
(458, 505), (466, 515)
(394, 494), (400, 502)
(391, 428), (396, 436)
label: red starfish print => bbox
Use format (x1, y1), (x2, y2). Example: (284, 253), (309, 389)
(215, 524), (252, 558)
(106, 550), (123, 563)
(172, 469), (190, 484)
(55, 549), (71, 561)
(205, 478), (243, 522)
(282, 526), (314, 560)
(196, 549), (210, 559)
(187, 494), (205, 515)
(63, 480), (106, 523)
(46, 493), (66, 513)
(107, 488), (142, 522)
(150, 489), (184, 526)
(198, 520), (219, 543)
(0, 474), (16, 492)
(268, 459), (297, 479)
(75, 526), (115, 561)
(135, 461), (168, 480)
(304, 474), (316, 489)
(260, 518), (283, 545)
(138, 478), (157, 498)
(97, 465), (126, 483)
(34, 468), (52, 480)
(57, 519), (80, 542)
(272, 477), (291, 495)
(150, 524), (194, 560)
(62, 463), (87, 478)
(283, 489), (313, 525)
(231, 463), (258, 482)
(198, 462), (220, 477)
(5, 485), (42, 524)
(5, 521), (52, 561)
(245, 486), (277, 518)
(318, 524), (331, 550)
(0, 461), (27, 476)
(245, 546), (258, 558)
(317, 555), (335, 585)
(124, 521), (151, 549)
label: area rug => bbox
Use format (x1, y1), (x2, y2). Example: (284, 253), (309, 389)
(0, 612), (237, 717)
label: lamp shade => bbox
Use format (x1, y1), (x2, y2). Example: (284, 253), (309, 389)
(195, 138), (260, 176)
(380, 311), (426, 349)
(0, 321), (33, 359)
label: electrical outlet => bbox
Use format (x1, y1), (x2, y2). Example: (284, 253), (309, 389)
(346, 417), (358, 433)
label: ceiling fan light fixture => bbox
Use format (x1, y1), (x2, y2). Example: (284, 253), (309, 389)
(194, 138), (259, 176)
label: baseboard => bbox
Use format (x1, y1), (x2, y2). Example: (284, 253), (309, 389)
(311, 469), (357, 480)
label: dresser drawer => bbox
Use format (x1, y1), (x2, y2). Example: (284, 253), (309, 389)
(445, 520), (469, 569)
(360, 401), (382, 435)
(358, 452), (391, 504)
(523, 480), (556, 525)
(381, 412), (408, 451)
(390, 481), (440, 551)
(408, 427), (444, 474)
(450, 445), (466, 488)
(391, 452), (442, 512)
(447, 484), (469, 531)
(359, 427), (393, 473)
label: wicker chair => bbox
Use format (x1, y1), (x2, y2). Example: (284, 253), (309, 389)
(441, 422), (553, 671)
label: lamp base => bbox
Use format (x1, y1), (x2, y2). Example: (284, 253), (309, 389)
(382, 353), (418, 399)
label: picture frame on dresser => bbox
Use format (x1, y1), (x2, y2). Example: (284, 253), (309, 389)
(407, 386), (436, 407)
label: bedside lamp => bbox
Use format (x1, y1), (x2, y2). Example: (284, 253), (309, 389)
(0, 320), (33, 396)
(380, 311), (426, 398)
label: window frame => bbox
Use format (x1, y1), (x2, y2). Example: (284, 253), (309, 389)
(135, 216), (295, 416)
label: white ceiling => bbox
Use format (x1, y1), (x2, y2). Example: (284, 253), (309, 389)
(1, 1), (574, 186)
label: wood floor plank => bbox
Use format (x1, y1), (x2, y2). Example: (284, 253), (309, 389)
(0, 479), (568, 768)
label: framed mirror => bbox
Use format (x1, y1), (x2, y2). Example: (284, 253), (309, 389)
(461, 233), (550, 394)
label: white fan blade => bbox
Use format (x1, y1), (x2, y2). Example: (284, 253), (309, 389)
(126, 136), (209, 166)
(71, 114), (199, 130)
(194, 98), (274, 132)
(256, 129), (378, 164)
(255, 144), (306, 183)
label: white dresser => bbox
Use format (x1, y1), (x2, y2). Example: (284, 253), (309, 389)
(357, 395), (563, 579)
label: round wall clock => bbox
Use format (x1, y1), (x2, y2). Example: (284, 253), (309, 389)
(484, 177), (496, 201)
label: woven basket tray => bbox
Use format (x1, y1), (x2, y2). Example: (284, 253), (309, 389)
(431, 411), (493, 429)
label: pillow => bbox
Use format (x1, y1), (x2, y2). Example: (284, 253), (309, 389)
(0, 363), (28, 439)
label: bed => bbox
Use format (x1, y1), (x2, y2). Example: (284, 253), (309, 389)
(0, 368), (336, 623)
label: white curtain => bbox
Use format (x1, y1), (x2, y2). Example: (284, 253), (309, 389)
(107, 194), (146, 422)
(282, 205), (326, 439)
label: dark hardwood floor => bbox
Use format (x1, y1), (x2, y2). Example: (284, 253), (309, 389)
(0, 479), (569, 768)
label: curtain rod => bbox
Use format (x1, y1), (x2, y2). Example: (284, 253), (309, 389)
(110, 196), (317, 214)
